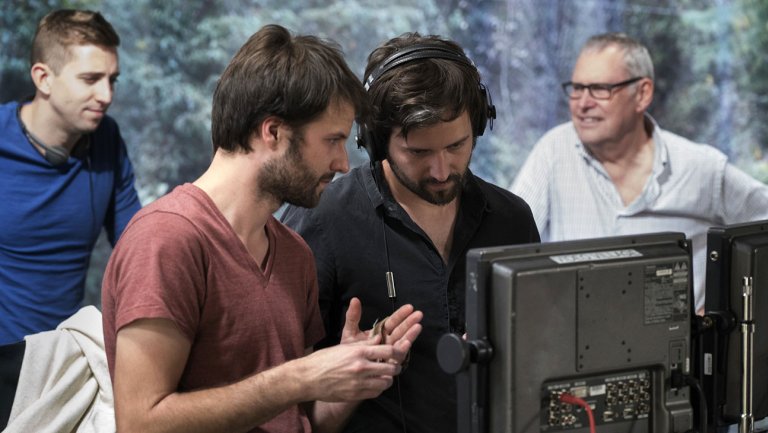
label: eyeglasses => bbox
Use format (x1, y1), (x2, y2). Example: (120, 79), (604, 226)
(561, 77), (644, 100)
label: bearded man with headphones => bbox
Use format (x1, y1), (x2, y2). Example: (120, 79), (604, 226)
(0, 9), (141, 345)
(282, 33), (540, 433)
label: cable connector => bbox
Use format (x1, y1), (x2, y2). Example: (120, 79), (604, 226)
(670, 368), (685, 389)
(559, 393), (596, 433)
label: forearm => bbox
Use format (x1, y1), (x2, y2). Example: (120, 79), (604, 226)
(117, 358), (308, 433)
(309, 400), (361, 433)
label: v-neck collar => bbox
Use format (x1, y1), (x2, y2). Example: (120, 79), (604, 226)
(182, 183), (277, 282)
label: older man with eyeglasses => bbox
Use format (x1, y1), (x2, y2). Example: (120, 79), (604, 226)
(510, 32), (768, 315)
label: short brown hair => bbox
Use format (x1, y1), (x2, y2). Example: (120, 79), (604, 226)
(211, 24), (368, 153)
(31, 9), (120, 73)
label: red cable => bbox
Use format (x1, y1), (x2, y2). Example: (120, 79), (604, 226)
(559, 393), (596, 433)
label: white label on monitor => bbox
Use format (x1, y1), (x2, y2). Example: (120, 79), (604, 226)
(704, 353), (713, 375)
(589, 384), (606, 396)
(549, 248), (642, 264)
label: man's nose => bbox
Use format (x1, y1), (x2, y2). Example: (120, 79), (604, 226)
(428, 152), (450, 181)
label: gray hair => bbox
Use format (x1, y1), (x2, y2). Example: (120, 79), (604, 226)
(581, 32), (654, 81)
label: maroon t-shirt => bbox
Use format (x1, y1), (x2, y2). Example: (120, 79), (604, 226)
(102, 183), (324, 433)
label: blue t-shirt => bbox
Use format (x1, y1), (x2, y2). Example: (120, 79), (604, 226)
(0, 101), (141, 344)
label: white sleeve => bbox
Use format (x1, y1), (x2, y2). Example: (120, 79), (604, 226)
(510, 136), (554, 240)
(719, 162), (768, 224)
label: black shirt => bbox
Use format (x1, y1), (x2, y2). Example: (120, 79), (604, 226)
(282, 162), (539, 433)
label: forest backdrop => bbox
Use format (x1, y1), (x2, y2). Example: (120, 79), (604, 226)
(1, 0), (767, 307)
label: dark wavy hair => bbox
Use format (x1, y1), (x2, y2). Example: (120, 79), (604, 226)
(363, 32), (488, 158)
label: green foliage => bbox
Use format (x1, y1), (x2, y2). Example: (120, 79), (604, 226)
(733, 0), (768, 159)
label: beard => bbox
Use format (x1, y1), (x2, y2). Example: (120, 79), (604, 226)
(258, 134), (334, 208)
(387, 157), (468, 205)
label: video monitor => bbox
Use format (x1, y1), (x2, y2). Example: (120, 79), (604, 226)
(701, 219), (768, 431)
(438, 232), (695, 433)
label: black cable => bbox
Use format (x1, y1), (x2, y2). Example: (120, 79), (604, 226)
(86, 141), (98, 238)
(377, 174), (408, 433)
(382, 207), (393, 274)
(685, 374), (708, 433)
(392, 297), (408, 433)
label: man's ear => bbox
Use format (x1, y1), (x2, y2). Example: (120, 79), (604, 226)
(636, 78), (654, 113)
(260, 116), (288, 151)
(30, 63), (54, 96)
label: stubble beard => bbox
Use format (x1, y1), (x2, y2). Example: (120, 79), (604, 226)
(387, 157), (468, 206)
(258, 134), (330, 209)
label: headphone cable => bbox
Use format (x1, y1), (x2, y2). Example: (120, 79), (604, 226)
(379, 182), (407, 433)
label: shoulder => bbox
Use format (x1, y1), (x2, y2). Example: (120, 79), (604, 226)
(0, 102), (20, 146)
(522, 122), (579, 164)
(472, 175), (535, 216)
(657, 127), (727, 165)
(0, 102), (20, 135)
(121, 186), (206, 241)
(0, 101), (17, 120)
(468, 174), (540, 242)
(536, 122), (578, 147)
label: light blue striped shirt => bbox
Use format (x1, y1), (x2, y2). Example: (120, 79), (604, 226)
(511, 116), (768, 313)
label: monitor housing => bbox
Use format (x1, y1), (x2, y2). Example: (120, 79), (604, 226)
(700, 219), (768, 432)
(440, 232), (695, 433)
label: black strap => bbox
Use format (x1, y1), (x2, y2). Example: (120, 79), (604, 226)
(0, 340), (26, 429)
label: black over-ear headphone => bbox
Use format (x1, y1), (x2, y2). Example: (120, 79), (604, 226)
(356, 44), (497, 162)
(16, 104), (89, 165)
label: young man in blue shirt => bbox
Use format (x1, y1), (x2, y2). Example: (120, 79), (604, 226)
(0, 9), (141, 344)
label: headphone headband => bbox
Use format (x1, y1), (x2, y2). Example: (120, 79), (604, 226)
(358, 43), (496, 162)
(365, 45), (474, 90)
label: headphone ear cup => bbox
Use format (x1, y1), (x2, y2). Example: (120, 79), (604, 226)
(474, 83), (496, 137)
(43, 145), (70, 165)
(356, 122), (383, 162)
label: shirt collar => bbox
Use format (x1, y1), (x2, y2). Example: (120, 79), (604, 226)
(570, 113), (671, 213)
(646, 114), (670, 178)
(572, 113), (670, 178)
(361, 161), (387, 209)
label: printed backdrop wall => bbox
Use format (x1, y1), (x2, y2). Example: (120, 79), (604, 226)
(2, 0), (766, 306)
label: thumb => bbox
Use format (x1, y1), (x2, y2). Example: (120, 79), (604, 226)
(341, 297), (363, 339)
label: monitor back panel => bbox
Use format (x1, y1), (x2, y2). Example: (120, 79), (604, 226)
(481, 239), (693, 433)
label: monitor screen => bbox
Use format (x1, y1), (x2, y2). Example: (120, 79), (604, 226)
(439, 232), (695, 433)
(701, 219), (768, 430)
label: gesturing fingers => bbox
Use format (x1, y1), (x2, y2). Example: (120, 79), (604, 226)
(340, 297), (367, 344)
(392, 323), (422, 358)
(381, 305), (423, 345)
